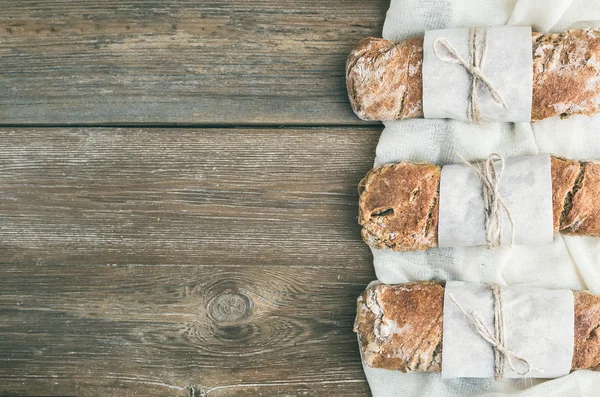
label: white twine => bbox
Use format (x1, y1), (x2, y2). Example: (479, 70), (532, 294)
(448, 285), (534, 379)
(433, 27), (509, 123)
(456, 152), (515, 249)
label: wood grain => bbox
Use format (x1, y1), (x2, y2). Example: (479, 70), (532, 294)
(0, 127), (380, 396)
(0, 0), (387, 125)
(0, 127), (378, 266)
(1, 263), (374, 396)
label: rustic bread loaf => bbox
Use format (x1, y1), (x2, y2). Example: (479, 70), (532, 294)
(358, 156), (600, 251)
(354, 282), (600, 373)
(346, 29), (600, 121)
(358, 161), (440, 251)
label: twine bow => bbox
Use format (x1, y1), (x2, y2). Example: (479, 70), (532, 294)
(448, 285), (534, 379)
(456, 153), (515, 249)
(433, 28), (508, 123)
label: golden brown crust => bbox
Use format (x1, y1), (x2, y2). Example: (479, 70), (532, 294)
(355, 282), (444, 372)
(347, 30), (600, 122)
(551, 156), (582, 233)
(572, 290), (600, 370)
(562, 161), (600, 236)
(356, 283), (600, 373)
(346, 37), (423, 121)
(531, 29), (600, 121)
(358, 162), (440, 251)
(359, 156), (600, 251)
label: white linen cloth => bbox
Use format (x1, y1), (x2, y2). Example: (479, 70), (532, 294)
(363, 1), (600, 396)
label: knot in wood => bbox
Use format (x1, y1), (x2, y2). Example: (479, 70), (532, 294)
(207, 291), (252, 323)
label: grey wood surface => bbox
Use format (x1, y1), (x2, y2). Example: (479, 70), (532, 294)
(0, 0), (388, 395)
(0, 0), (386, 125)
(0, 127), (381, 396)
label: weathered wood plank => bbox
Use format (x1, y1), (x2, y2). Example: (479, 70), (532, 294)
(0, 127), (379, 395)
(0, 263), (374, 396)
(0, 1), (387, 125)
(0, 127), (378, 266)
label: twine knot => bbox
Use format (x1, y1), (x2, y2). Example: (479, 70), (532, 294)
(433, 27), (508, 123)
(456, 153), (515, 249)
(448, 285), (535, 379)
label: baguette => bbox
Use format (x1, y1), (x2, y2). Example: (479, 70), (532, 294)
(358, 156), (600, 251)
(346, 30), (600, 121)
(354, 282), (600, 373)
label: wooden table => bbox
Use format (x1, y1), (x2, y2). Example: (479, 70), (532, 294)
(0, 1), (386, 395)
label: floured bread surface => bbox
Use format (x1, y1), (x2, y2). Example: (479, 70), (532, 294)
(354, 282), (444, 372)
(532, 29), (600, 121)
(346, 37), (424, 121)
(551, 156), (582, 233)
(346, 30), (600, 121)
(572, 290), (600, 370)
(562, 161), (600, 236)
(358, 162), (439, 251)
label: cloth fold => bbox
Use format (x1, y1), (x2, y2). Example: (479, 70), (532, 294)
(364, 0), (600, 395)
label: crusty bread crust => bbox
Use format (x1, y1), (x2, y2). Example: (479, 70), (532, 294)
(562, 161), (600, 236)
(358, 162), (439, 251)
(551, 156), (582, 233)
(572, 290), (600, 370)
(346, 37), (423, 121)
(355, 283), (600, 372)
(355, 282), (444, 372)
(347, 30), (600, 122)
(531, 30), (600, 121)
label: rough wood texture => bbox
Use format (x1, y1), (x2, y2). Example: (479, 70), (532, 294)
(1, 263), (374, 397)
(0, 1), (387, 125)
(0, 1), (388, 394)
(0, 127), (380, 396)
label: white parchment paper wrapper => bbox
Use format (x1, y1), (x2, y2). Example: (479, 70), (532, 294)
(422, 26), (533, 122)
(438, 155), (553, 247)
(442, 281), (574, 378)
